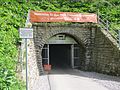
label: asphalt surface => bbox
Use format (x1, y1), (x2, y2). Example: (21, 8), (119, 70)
(48, 68), (120, 90)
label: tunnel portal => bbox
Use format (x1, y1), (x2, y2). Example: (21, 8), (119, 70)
(42, 34), (85, 70)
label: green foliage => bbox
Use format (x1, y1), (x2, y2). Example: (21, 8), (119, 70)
(0, 1), (26, 90)
(0, 0), (119, 89)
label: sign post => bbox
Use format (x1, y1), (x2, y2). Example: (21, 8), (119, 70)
(119, 30), (120, 47)
(19, 28), (33, 90)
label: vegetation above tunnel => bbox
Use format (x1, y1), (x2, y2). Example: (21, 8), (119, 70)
(0, 0), (119, 89)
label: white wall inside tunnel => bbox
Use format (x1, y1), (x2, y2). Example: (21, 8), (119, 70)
(46, 34), (77, 44)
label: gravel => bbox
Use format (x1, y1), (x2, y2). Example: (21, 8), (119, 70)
(75, 70), (120, 90)
(73, 69), (120, 90)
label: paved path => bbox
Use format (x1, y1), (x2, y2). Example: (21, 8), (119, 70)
(48, 69), (120, 90)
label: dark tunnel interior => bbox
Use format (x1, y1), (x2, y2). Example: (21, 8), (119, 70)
(42, 44), (85, 70)
(49, 44), (71, 69)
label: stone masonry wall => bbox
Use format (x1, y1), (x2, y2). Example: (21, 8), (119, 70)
(93, 29), (120, 76)
(27, 39), (50, 90)
(32, 23), (96, 74)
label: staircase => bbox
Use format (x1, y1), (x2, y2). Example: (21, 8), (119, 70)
(97, 13), (119, 47)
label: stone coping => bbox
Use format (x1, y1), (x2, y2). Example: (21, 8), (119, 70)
(32, 22), (97, 28)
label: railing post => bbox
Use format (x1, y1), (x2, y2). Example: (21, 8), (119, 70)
(106, 20), (109, 31)
(97, 9), (100, 24)
(119, 30), (120, 47)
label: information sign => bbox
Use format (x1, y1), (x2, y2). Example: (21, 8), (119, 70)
(19, 28), (33, 39)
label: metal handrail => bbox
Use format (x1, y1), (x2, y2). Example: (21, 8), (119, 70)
(98, 14), (119, 43)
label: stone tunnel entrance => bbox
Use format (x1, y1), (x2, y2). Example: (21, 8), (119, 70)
(26, 11), (120, 90)
(42, 34), (85, 70)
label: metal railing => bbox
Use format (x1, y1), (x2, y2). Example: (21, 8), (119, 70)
(97, 13), (119, 44)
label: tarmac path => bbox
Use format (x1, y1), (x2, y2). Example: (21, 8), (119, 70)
(48, 69), (120, 90)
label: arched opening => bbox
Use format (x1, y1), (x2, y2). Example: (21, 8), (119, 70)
(42, 34), (85, 70)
